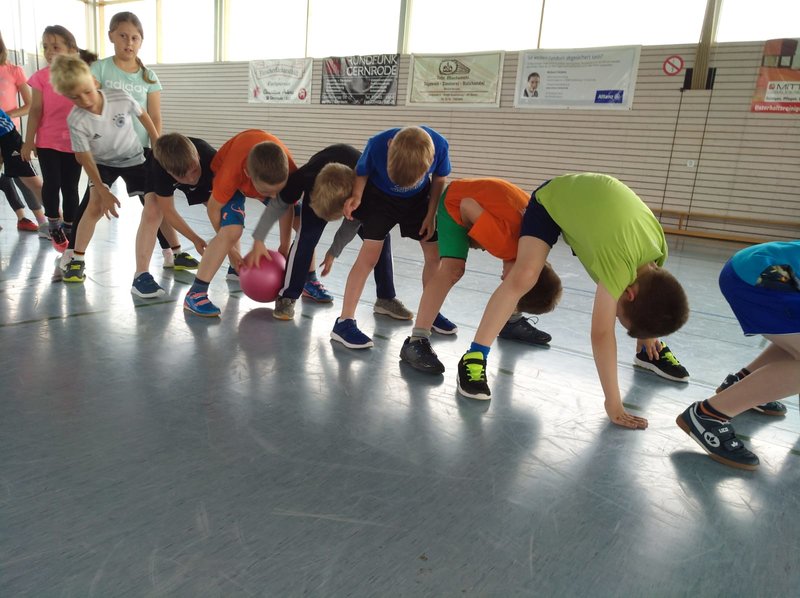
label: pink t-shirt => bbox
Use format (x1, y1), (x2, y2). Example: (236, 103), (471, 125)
(28, 66), (74, 153)
(0, 63), (27, 130)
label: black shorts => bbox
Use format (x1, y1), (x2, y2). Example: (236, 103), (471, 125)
(520, 180), (561, 247)
(94, 161), (147, 197)
(353, 181), (438, 242)
(0, 129), (37, 178)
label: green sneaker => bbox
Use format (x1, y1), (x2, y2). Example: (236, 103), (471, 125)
(457, 351), (491, 400)
(172, 251), (199, 271)
(62, 259), (86, 283)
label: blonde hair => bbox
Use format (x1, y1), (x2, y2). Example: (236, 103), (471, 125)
(153, 133), (198, 177)
(387, 126), (435, 188)
(50, 53), (94, 95)
(247, 142), (289, 186)
(310, 163), (356, 221)
(108, 12), (156, 84)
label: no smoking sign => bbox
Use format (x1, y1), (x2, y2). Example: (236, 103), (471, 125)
(662, 55), (684, 76)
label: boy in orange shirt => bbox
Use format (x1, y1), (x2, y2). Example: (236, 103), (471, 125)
(183, 129), (296, 317)
(400, 178), (561, 373)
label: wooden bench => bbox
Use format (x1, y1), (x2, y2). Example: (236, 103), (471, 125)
(651, 207), (800, 244)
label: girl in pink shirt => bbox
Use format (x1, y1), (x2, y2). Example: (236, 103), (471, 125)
(0, 30), (47, 234)
(22, 26), (97, 251)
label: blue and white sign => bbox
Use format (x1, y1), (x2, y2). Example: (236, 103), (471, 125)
(515, 46), (640, 110)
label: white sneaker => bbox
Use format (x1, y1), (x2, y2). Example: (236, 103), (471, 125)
(162, 248), (175, 268)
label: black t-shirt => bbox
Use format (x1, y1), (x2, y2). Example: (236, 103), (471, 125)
(281, 144), (361, 205)
(151, 137), (217, 205)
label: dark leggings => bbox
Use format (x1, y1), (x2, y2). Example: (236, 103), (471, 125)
(0, 174), (41, 212)
(280, 198), (396, 300)
(36, 148), (81, 222)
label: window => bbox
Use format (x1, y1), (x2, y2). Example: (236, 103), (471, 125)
(306, 0), (401, 57)
(225, 0), (307, 61)
(160, 0), (215, 63)
(539, 0), (706, 48)
(407, 0), (542, 53)
(717, 0), (800, 43)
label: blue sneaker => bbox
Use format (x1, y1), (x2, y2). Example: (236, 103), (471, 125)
(184, 290), (221, 317)
(330, 318), (373, 349)
(302, 279), (333, 303)
(131, 272), (165, 298)
(432, 313), (458, 335)
(226, 266), (239, 282)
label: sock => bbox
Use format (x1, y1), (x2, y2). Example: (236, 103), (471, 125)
(73, 252), (85, 262)
(468, 342), (491, 360)
(62, 222), (72, 234)
(507, 312), (524, 324)
(306, 270), (318, 283)
(171, 244), (181, 254)
(134, 271), (146, 278)
(699, 400), (730, 422)
(411, 327), (432, 341)
(36, 214), (47, 225)
(48, 217), (60, 231)
(189, 278), (210, 294)
(736, 368), (750, 380)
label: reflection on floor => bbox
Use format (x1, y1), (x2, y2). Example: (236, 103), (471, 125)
(1, 199), (798, 596)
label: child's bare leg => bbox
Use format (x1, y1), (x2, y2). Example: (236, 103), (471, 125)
(419, 240), (440, 286)
(709, 335), (800, 417)
(135, 192), (162, 273)
(340, 239), (384, 320)
(414, 258), (464, 331)
(197, 225), (243, 282)
(473, 237), (550, 346)
(73, 190), (104, 253)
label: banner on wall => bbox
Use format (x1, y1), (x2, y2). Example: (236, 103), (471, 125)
(407, 52), (504, 107)
(751, 38), (800, 114)
(248, 58), (312, 104)
(321, 54), (399, 105)
(514, 46), (640, 110)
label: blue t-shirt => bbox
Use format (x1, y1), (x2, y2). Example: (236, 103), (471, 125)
(0, 108), (14, 136)
(356, 126), (451, 198)
(731, 241), (800, 286)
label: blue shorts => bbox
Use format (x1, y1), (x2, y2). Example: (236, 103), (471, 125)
(220, 191), (246, 227)
(520, 180), (560, 247)
(719, 260), (800, 335)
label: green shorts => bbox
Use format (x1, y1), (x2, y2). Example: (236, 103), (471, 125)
(436, 187), (470, 260)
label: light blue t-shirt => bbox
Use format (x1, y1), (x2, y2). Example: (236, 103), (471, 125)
(355, 126), (451, 198)
(730, 241), (800, 286)
(91, 57), (161, 148)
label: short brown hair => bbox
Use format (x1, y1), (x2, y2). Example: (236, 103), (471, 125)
(517, 262), (562, 314)
(247, 142), (289, 185)
(310, 163), (356, 221)
(49, 53), (93, 96)
(387, 126), (434, 188)
(153, 133), (198, 177)
(622, 268), (689, 339)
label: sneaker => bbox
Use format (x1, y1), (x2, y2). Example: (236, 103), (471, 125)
(131, 272), (166, 299)
(183, 290), (221, 317)
(498, 316), (551, 346)
(457, 351), (491, 400)
(62, 259), (86, 283)
(633, 343), (689, 382)
(302, 279), (333, 303)
(17, 217), (38, 232)
(716, 373), (787, 416)
(273, 296), (296, 320)
(374, 297), (413, 320)
(172, 251), (199, 271)
(676, 403), (759, 470)
(50, 227), (69, 253)
(330, 318), (373, 349)
(400, 337), (445, 374)
(226, 266), (239, 282)
(432, 313), (458, 335)
(38, 223), (51, 239)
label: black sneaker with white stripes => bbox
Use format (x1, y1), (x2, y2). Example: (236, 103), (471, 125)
(676, 402), (759, 470)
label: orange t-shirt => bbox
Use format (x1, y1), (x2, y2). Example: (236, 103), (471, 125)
(443, 178), (529, 260)
(210, 129), (297, 203)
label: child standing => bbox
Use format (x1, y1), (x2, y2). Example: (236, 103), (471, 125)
(455, 173), (690, 430)
(399, 178), (558, 373)
(183, 129), (297, 317)
(22, 26), (96, 252)
(49, 54), (159, 288)
(332, 126), (455, 349)
(90, 12), (196, 270)
(243, 143), (412, 321)
(677, 241), (800, 470)
(0, 30), (47, 235)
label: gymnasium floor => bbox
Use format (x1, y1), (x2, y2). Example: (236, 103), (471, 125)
(1, 197), (798, 597)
